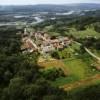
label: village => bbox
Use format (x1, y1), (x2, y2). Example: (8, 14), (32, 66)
(21, 28), (72, 54)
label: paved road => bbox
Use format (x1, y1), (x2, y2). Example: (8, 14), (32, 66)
(84, 47), (100, 62)
(75, 41), (100, 62)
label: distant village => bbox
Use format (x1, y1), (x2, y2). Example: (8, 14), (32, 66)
(21, 28), (72, 54)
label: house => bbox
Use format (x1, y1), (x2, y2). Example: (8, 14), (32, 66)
(21, 38), (38, 53)
(40, 44), (55, 54)
(21, 28), (72, 54)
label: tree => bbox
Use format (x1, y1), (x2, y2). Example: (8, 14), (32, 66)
(42, 68), (65, 81)
(51, 51), (60, 59)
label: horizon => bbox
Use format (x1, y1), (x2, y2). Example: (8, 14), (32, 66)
(0, 3), (100, 6)
(0, 0), (100, 5)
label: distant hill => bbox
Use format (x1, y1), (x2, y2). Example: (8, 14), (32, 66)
(0, 3), (100, 12)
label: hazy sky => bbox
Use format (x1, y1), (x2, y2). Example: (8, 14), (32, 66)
(0, 0), (100, 5)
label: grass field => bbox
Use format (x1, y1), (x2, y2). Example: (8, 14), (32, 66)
(52, 57), (100, 86)
(39, 56), (100, 87)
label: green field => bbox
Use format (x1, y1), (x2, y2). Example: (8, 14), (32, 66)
(52, 57), (99, 86)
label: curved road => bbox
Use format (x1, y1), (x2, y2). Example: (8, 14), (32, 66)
(74, 41), (100, 62)
(84, 47), (100, 62)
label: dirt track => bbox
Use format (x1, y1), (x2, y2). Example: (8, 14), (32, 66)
(60, 74), (100, 91)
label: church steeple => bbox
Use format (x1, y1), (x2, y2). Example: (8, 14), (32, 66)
(24, 28), (27, 35)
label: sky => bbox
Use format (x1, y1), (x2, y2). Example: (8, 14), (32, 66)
(0, 0), (100, 5)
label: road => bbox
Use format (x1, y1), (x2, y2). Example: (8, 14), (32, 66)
(27, 38), (38, 49)
(84, 47), (100, 62)
(75, 41), (100, 62)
